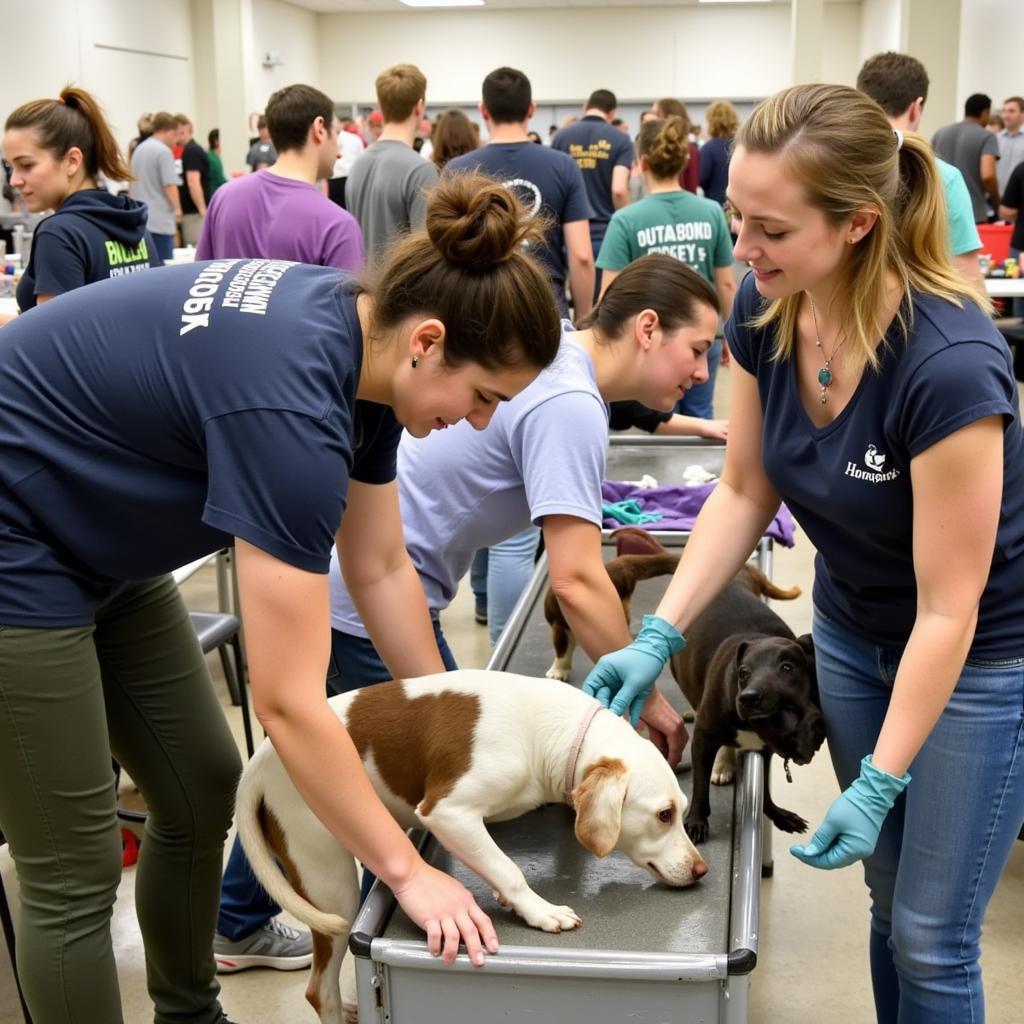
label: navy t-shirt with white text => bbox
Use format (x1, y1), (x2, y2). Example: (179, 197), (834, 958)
(0, 260), (400, 626)
(446, 142), (592, 292)
(727, 272), (1024, 658)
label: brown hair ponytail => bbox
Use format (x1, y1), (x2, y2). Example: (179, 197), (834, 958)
(5, 85), (132, 183)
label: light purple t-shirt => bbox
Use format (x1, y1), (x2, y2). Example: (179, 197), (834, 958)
(329, 332), (609, 637)
(196, 170), (364, 270)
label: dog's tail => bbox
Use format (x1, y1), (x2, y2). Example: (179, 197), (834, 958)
(737, 563), (801, 601)
(235, 755), (350, 936)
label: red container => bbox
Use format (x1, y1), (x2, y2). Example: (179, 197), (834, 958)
(978, 223), (1013, 265)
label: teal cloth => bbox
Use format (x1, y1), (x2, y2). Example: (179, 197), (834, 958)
(600, 499), (662, 525)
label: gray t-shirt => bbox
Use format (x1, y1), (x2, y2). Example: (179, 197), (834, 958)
(329, 332), (608, 636)
(345, 140), (439, 261)
(129, 136), (178, 235)
(932, 120), (1000, 223)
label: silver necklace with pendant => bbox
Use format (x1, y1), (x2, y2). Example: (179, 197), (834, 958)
(810, 298), (848, 405)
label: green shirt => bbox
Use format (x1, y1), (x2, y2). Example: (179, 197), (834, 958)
(936, 157), (982, 257)
(206, 149), (228, 194)
(597, 190), (733, 284)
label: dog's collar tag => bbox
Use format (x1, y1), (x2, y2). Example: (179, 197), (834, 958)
(565, 702), (603, 802)
(783, 758), (793, 783)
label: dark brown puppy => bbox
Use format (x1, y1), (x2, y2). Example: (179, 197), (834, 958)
(544, 528), (678, 680)
(670, 578), (824, 844)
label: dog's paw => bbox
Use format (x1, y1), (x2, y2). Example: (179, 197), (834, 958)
(684, 818), (710, 845)
(768, 808), (808, 834)
(544, 664), (571, 682)
(515, 895), (582, 933)
(711, 747), (736, 785)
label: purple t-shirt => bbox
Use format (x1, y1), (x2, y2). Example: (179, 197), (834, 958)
(196, 170), (364, 270)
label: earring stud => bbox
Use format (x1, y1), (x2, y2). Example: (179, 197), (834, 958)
(411, 356), (418, 368)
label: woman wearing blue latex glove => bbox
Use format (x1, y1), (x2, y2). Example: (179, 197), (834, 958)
(582, 83), (1024, 1023)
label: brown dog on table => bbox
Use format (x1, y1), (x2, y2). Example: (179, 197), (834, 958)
(544, 527), (679, 681)
(670, 572), (825, 845)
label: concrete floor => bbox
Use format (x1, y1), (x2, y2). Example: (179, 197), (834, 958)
(2, 366), (1023, 1023)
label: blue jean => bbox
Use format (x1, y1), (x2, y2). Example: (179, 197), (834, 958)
(217, 621), (458, 939)
(470, 525), (542, 646)
(151, 233), (175, 261)
(812, 609), (1024, 1024)
(674, 335), (722, 419)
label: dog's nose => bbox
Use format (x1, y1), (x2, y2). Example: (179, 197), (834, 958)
(738, 687), (762, 709)
(692, 858), (708, 880)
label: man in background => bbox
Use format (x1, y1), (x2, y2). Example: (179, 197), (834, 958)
(246, 115), (276, 171)
(345, 64), (438, 262)
(176, 114), (210, 246)
(857, 52), (983, 283)
(997, 96), (1024, 196)
(448, 66), (593, 318)
(197, 84), (362, 272)
(129, 111), (182, 260)
(933, 93), (1001, 223)
(552, 88), (633, 298)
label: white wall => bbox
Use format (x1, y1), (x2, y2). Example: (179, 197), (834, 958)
(859, 0), (902, 61)
(958, 0), (1024, 119)
(316, 3), (863, 108)
(0, 0), (195, 152)
(251, 0), (321, 111)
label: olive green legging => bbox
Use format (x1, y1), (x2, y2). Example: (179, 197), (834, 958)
(0, 575), (242, 1023)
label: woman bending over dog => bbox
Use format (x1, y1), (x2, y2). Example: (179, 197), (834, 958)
(585, 83), (1024, 1023)
(0, 173), (560, 1023)
(214, 252), (720, 927)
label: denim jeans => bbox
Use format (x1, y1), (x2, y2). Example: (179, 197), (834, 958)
(217, 621), (458, 939)
(469, 525), (542, 646)
(812, 609), (1024, 1024)
(674, 335), (723, 419)
(151, 233), (175, 261)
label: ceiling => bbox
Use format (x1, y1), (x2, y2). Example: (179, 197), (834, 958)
(285, 0), (857, 13)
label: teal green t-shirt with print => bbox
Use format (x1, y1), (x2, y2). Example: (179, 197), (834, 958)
(597, 191), (733, 284)
(936, 158), (982, 257)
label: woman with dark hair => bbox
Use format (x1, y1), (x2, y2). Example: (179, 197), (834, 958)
(0, 173), (561, 1023)
(329, 254), (721, 762)
(430, 108), (480, 169)
(2, 86), (161, 322)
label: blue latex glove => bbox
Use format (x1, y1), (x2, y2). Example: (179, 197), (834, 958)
(582, 615), (685, 727)
(791, 755), (910, 870)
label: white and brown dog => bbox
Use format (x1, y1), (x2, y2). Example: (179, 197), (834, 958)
(235, 669), (708, 1024)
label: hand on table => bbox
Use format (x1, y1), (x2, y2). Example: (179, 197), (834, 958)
(391, 860), (498, 965)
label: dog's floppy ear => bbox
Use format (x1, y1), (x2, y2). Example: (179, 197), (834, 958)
(795, 634), (819, 701)
(572, 757), (629, 857)
(735, 640), (749, 667)
(612, 527), (665, 558)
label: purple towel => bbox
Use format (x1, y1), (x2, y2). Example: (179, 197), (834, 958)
(601, 480), (797, 547)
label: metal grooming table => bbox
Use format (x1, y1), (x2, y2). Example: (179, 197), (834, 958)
(349, 440), (772, 1023)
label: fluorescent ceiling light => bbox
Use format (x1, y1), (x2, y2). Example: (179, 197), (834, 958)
(698, 1), (771, 5)
(400, 1), (485, 8)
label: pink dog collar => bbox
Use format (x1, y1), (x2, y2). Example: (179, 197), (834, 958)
(564, 702), (603, 802)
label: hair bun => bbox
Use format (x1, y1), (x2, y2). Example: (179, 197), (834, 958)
(427, 172), (535, 270)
